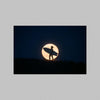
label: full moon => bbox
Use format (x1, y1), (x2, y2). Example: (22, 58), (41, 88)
(41, 43), (59, 61)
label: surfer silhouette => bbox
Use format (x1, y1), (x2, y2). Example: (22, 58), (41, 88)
(49, 46), (54, 60)
(43, 45), (58, 60)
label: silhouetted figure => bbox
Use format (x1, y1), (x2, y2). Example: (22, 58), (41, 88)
(49, 46), (54, 60)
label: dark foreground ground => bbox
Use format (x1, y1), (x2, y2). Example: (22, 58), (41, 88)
(14, 59), (86, 74)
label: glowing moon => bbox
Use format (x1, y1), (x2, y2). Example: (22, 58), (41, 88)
(41, 43), (59, 61)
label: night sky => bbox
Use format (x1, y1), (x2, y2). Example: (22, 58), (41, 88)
(14, 26), (86, 63)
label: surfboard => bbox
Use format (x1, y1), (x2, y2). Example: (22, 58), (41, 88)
(43, 47), (58, 56)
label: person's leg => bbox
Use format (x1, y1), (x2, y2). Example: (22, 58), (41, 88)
(49, 55), (50, 60)
(52, 55), (53, 60)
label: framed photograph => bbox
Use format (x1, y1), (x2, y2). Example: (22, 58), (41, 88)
(14, 26), (86, 74)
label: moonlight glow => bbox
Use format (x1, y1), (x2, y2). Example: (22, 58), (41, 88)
(42, 43), (59, 61)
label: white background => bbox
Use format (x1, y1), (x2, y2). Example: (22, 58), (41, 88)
(0, 0), (100, 100)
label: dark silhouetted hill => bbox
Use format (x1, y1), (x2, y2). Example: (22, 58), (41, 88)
(14, 59), (86, 74)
